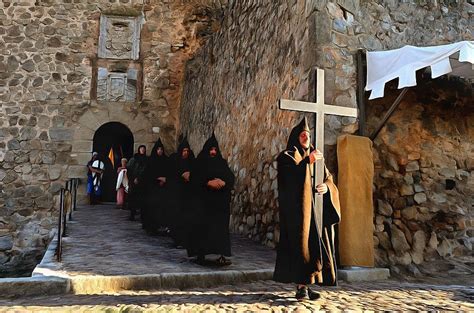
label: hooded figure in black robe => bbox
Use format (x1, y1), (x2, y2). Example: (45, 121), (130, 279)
(169, 137), (196, 247)
(127, 145), (148, 221)
(143, 138), (170, 234)
(187, 133), (235, 265)
(273, 117), (341, 301)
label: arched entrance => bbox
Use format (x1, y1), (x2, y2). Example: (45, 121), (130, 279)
(93, 122), (134, 202)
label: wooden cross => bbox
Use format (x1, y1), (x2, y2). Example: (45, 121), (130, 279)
(279, 68), (358, 238)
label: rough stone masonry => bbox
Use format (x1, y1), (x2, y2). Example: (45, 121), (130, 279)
(0, 0), (472, 276)
(0, 0), (226, 276)
(179, 0), (473, 272)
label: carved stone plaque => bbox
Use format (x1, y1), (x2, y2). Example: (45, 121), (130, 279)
(98, 15), (143, 60)
(97, 67), (138, 101)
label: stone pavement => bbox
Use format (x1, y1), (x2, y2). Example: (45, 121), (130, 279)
(3, 204), (474, 311)
(42, 204), (275, 277)
(0, 279), (473, 311)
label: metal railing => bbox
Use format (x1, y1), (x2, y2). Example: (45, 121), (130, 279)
(56, 178), (79, 262)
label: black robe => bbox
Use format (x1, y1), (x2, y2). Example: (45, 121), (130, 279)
(127, 152), (148, 215)
(143, 140), (171, 232)
(273, 117), (341, 286)
(169, 139), (196, 247)
(187, 134), (235, 257)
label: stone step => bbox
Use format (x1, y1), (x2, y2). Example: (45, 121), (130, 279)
(338, 267), (391, 282)
(0, 269), (272, 297)
(2, 266), (390, 298)
(0, 276), (69, 298)
(67, 269), (273, 294)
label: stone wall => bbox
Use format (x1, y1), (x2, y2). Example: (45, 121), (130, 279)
(369, 77), (473, 272)
(0, 0), (472, 275)
(180, 1), (327, 250)
(179, 0), (472, 266)
(0, 0), (223, 276)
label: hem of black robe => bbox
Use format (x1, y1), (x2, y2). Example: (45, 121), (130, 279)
(187, 250), (232, 257)
(273, 272), (338, 286)
(272, 277), (338, 287)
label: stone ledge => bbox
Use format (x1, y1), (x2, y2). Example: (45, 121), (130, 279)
(338, 267), (390, 282)
(69, 269), (274, 294)
(0, 276), (70, 298)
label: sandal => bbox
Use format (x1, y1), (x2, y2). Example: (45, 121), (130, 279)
(215, 256), (232, 266)
(307, 287), (320, 300)
(295, 286), (307, 300)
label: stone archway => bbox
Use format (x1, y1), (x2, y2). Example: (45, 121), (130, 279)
(69, 103), (158, 204)
(93, 122), (134, 202)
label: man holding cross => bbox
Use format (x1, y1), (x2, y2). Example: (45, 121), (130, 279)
(273, 116), (341, 300)
(273, 68), (355, 300)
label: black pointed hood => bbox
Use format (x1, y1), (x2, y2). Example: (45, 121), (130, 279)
(198, 132), (222, 159)
(175, 136), (194, 175)
(177, 137), (191, 154)
(151, 138), (166, 158)
(176, 136), (195, 161)
(286, 116), (311, 152)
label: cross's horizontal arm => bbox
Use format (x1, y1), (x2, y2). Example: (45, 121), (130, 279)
(279, 99), (317, 113)
(279, 99), (358, 118)
(321, 104), (358, 117)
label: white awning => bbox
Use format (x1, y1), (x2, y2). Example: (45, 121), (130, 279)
(365, 41), (474, 100)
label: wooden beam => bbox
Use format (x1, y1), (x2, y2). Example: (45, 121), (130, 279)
(321, 104), (358, 117)
(369, 88), (408, 141)
(279, 99), (317, 113)
(357, 49), (367, 137)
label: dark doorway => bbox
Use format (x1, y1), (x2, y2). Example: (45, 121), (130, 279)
(93, 122), (134, 202)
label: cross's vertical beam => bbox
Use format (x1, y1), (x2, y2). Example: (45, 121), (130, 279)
(315, 68), (325, 157)
(314, 68), (325, 239)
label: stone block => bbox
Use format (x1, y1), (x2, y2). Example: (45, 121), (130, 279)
(314, 11), (332, 45)
(401, 206), (418, 220)
(391, 227), (410, 252)
(19, 126), (37, 140)
(67, 165), (88, 179)
(437, 239), (454, 257)
(72, 141), (93, 153)
(25, 185), (43, 198)
(0, 277), (69, 298)
(431, 192), (447, 204)
(0, 235), (13, 251)
(405, 161), (420, 172)
(414, 193), (427, 204)
(412, 230), (426, 253)
(377, 199), (393, 216)
(338, 267), (390, 282)
(439, 167), (456, 178)
(77, 110), (101, 132)
(49, 128), (74, 142)
(73, 126), (95, 141)
(7, 139), (20, 150)
(35, 195), (53, 209)
(40, 151), (56, 164)
(70, 153), (91, 167)
(48, 165), (63, 181)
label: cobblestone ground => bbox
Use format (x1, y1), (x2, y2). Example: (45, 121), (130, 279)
(55, 204), (274, 276)
(0, 279), (473, 311)
(7, 204), (471, 311)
